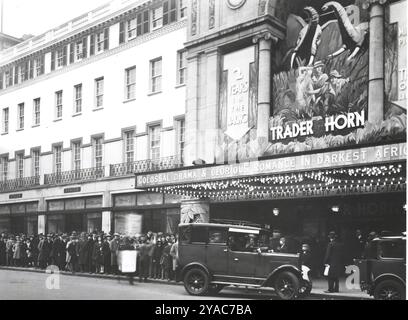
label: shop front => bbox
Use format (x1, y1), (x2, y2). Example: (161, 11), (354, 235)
(46, 196), (103, 234)
(0, 202), (39, 235)
(111, 192), (181, 235)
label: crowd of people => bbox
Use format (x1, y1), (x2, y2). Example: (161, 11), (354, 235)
(0, 231), (179, 283)
(0, 227), (385, 292)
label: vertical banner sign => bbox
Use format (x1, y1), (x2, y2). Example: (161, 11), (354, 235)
(389, 0), (407, 110)
(223, 46), (255, 140)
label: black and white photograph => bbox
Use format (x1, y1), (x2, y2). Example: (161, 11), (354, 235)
(0, 0), (406, 309)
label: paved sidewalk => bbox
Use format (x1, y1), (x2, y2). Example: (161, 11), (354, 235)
(0, 266), (372, 300)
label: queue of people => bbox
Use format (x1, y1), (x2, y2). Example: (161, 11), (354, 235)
(0, 231), (180, 282)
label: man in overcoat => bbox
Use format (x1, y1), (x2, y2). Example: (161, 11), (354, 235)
(109, 233), (120, 274)
(324, 231), (344, 293)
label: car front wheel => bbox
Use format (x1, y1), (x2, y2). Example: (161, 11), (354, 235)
(183, 268), (209, 296)
(373, 280), (405, 300)
(274, 271), (300, 300)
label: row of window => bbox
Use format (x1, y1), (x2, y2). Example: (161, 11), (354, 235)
(1, 52), (186, 133)
(0, 0), (187, 91)
(0, 119), (185, 181)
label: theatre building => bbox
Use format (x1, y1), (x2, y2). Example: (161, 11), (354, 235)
(0, 0), (188, 235)
(136, 0), (407, 242)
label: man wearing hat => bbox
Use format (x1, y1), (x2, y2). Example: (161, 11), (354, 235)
(323, 231), (344, 293)
(362, 231), (378, 259)
(109, 233), (120, 274)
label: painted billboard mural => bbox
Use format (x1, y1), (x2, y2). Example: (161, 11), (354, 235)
(216, 0), (406, 162)
(266, 0), (406, 156)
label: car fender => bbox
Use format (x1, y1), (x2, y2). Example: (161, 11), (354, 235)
(262, 265), (303, 287)
(373, 273), (406, 289)
(180, 262), (211, 280)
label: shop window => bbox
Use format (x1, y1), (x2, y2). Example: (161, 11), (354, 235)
(114, 193), (137, 207)
(47, 214), (65, 234)
(164, 194), (182, 204)
(48, 200), (64, 211)
(0, 205), (11, 215)
(11, 203), (25, 214)
(85, 197), (103, 209)
(26, 216), (38, 236)
(26, 202), (38, 213)
(0, 217), (10, 233)
(137, 193), (163, 206)
(65, 198), (85, 211)
(87, 213), (102, 233)
(166, 208), (180, 234)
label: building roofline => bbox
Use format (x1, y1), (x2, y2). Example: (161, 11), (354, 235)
(0, 0), (153, 65)
(0, 32), (23, 42)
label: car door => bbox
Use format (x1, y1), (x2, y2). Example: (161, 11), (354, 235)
(206, 227), (229, 275)
(227, 228), (258, 278)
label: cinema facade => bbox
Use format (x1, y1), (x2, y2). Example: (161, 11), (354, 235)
(135, 0), (407, 241)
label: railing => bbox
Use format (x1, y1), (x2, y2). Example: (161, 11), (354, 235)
(44, 167), (105, 185)
(110, 156), (183, 177)
(0, 176), (40, 193)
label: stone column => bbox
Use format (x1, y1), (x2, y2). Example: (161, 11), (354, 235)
(102, 191), (112, 234)
(185, 53), (200, 166)
(364, 0), (388, 123)
(203, 48), (219, 165)
(38, 215), (46, 235)
(180, 197), (210, 224)
(37, 197), (46, 235)
(253, 32), (276, 143)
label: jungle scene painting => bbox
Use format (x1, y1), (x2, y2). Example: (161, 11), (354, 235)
(266, 0), (406, 156)
(216, 1), (406, 163)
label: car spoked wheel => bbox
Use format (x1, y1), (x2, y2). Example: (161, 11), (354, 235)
(374, 280), (405, 300)
(274, 271), (300, 300)
(183, 268), (209, 296)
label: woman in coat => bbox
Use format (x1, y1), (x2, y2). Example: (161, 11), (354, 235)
(12, 237), (22, 267)
(160, 241), (172, 281)
(169, 238), (179, 281)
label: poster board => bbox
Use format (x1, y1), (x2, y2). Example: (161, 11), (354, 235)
(118, 250), (137, 273)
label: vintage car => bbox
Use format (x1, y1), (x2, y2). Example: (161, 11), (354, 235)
(354, 234), (406, 300)
(177, 221), (311, 300)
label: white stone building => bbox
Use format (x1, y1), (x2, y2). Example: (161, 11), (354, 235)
(0, 0), (188, 235)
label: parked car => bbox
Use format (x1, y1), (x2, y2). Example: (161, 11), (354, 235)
(177, 221), (311, 300)
(354, 234), (406, 300)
